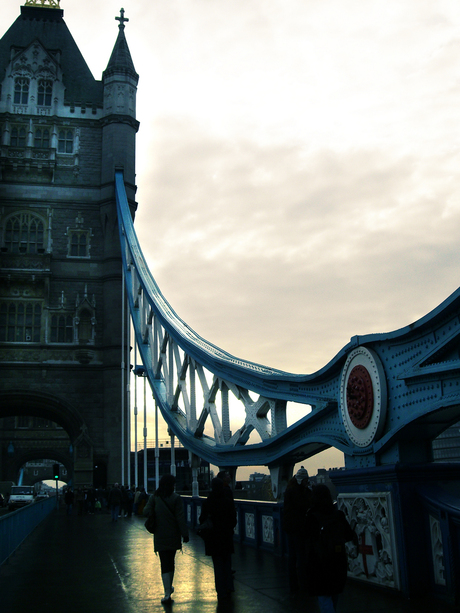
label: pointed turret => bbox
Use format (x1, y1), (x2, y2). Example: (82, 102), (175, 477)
(102, 8), (139, 120)
(101, 8), (139, 205)
(104, 9), (138, 83)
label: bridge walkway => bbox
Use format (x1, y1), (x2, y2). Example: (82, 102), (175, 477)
(0, 508), (456, 613)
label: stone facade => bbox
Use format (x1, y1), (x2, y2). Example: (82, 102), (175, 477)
(0, 5), (139, 487)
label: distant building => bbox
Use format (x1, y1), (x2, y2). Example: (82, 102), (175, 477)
(249, 472), (268, 482)
(130, 444), (211, 494)
(311, 468), (338, 499)
(236, 472), (274, 501)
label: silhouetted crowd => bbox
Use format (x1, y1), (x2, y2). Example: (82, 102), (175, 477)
(62, 469), (356, 611)
(63, 484), (149, 517)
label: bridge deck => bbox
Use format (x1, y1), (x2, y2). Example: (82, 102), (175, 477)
(0, 508), (455, 613)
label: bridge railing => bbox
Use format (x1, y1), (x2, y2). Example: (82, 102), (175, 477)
(184, 488), (460, 603)
(182, 495), (286, 556)
(0, 497), (56, 566)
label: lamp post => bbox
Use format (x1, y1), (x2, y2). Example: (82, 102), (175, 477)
(53, 463), (59, 509)
(133, 365), (147, 490)
(155, 400), (159, 491)
(133, 346), (139, 488)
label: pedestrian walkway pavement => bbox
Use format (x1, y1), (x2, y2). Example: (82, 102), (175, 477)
(0, 508), (457, 613)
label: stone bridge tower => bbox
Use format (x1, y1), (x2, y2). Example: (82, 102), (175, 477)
(0, 1), (139, 487)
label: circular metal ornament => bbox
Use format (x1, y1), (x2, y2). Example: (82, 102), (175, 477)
(347, 364), (374, 429)
(340, 347), (387, 448)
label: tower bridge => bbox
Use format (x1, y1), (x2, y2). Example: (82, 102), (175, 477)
(118, 168), (460, 485)
(1, 2), (460, 603)
(117, 167), (460, 600)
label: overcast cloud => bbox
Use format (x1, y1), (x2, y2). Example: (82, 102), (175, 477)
(4, 1), (460, 474)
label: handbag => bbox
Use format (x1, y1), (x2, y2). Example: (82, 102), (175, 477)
(196, 516), (213, 540)
(144, 513), (156, 534)
(144, 495), (178, 534)
(144, 497), (156, 534)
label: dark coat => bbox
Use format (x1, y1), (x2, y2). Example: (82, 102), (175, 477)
(144, 492), (189, 553)
(304, 507), (355, 596)
(108, 486), (122, 507)
(282, 481), (312, 535)
(200, 489), (237, 557)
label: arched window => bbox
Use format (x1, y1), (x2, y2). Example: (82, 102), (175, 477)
(37, 80), (53, 106)
(34, 128), (50, 148)
(10, 126), (26, 147)
(4, 213), (45, 254)
(70, 233), (87, 257)
(50, 314), (73, 343)
(14, 77), (29, 105)
(78, 309), (92, 343)
(58, 130), (73, 154)
(0, 301), (42, 342)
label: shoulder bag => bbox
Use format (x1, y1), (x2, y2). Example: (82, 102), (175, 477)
(144, 498), (156, 534)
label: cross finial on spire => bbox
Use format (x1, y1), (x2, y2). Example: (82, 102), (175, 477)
(115, 8), (129, 29)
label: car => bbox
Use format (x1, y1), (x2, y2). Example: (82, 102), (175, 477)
(35, 491), (50, 501)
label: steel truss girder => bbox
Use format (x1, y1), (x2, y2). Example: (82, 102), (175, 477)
(116, 172), (460, 469)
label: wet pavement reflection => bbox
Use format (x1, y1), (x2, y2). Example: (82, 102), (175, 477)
(0, 509), (457, 613)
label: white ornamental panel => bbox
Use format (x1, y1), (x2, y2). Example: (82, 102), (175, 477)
(337, 492), (400, 590)
(429, 515), (446, 586)
(262, 515), (274, 545)
(245, 512), (255, 539)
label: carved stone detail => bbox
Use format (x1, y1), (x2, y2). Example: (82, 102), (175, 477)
(245, 512), (255, 539)
(261, 514), (274, 544)
(429, 514), (446, 586)
(338, 492), (400, 590)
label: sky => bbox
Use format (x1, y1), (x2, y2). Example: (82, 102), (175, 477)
(4, 1), (460, 479)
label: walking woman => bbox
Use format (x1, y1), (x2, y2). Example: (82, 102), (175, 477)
(304, 484), (356, 613)
(143, 474), (189, 603)
(282, 466), (312, 594)
(199, 477), (237, 602)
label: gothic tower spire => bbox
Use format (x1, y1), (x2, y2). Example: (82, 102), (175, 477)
(104, 8), (138, 83)
(101, 8), (139, 204)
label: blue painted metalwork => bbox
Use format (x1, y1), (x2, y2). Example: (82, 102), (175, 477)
(116, 171), (460, 473)
(0, 496), (55, 565)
